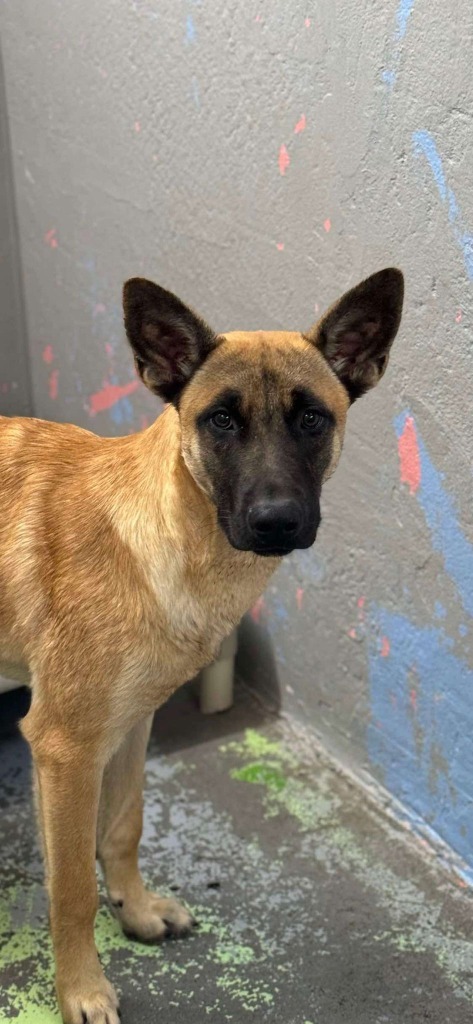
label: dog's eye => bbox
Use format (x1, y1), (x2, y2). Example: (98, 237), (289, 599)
(301, 408), (326, 431)
(211, 410), (234, 430)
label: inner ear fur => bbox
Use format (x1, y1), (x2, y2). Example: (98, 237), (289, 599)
(306, 267), (404, 401)
(123, 277), (218, 403)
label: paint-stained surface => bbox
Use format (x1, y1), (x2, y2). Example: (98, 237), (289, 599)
(0, 0), (472, 875)
(0, 48), (31, 418)
(1, 687), (473, 1023)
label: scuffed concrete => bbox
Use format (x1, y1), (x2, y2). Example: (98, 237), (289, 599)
(1, 683), (473, 1023)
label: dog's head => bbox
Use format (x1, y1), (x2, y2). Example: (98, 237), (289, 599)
(123, 269), (403, 557)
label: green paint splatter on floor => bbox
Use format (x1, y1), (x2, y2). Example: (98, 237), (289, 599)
(231, 762), (287, 792)
(224, 728), (473, 1004)
(222, 728), (293, 762)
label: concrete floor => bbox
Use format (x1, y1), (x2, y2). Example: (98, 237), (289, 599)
(1, 682), (473, 1024)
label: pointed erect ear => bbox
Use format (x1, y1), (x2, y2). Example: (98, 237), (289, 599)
(123, 278), (218, 403)
(306, 268), (404, 401)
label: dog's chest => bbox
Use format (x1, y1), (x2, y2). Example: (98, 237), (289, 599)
(141, 551), (274, 677)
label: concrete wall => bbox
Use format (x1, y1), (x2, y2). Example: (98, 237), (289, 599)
(0, 45), (31, 418)
(1, 1), (472, 872)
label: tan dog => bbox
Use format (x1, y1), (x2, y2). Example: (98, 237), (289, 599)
(0, 268), (403, 1023)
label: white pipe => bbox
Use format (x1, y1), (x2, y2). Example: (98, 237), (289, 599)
(199, 628), (238, 714)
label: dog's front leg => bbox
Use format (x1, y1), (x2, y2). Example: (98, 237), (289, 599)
(97, 714), (195, 942)
(23, 712), (120, 1024)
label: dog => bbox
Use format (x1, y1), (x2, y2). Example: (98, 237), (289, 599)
(0, 267), (403, 1023)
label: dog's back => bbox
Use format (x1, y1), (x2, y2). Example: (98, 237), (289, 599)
(0, 415), (103, 681)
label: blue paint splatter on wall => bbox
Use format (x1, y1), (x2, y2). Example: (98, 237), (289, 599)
(395, 411), (473, 618)
(395, 0), (415, 40)
(383, 0), (416, 88)
(367, 606), (473, 868)
(382, 69), (396, 89)
(412, 130), (473, 279)
(186, 14), (196, 44)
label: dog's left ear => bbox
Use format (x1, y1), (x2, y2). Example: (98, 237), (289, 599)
(306, 268), (404, 401)
(123, 278), (218, 403)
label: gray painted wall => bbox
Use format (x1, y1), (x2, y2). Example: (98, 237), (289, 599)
(0, 44), (31, 418)
(1, 1), (472, 871)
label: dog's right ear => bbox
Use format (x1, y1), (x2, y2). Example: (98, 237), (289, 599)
(123, 278), (218, 403)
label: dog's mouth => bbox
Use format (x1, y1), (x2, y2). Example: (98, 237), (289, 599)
(251, 545), (294, 558)
(220, 524), (317, 558)
(217, 504), (320, 558)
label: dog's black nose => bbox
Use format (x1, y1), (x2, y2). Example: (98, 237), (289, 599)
(247, 499), (302, 550)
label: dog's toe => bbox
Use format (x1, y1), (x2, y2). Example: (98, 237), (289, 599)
(59, 972), (119, 1024)
(112, 888), (195, 944)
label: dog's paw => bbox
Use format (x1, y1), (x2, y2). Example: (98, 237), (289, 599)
(115, 891), (196, 944)
(58, 970), (119, 1024)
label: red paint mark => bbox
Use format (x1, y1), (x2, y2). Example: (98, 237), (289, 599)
(105, 342), (114, 356)
(88, 379), (139, 415)
(455, 309), (462, 323)
(276, 242), (285, 251)
(251, 595), (265, 624)
(255, 13), (262, 22)
(44, 228), (58, 249)
(380, 636), (390, 657)
(134, 121), (141, 133)
(357, 596), (366, 609)
(48, 369), (59, 400)
(93, 303), (106, 316)
(410, 688), (417, 713)
(42, 344), (54, 364)
(278, 144), (290, 176)
(304, 16), (311, 27)
(397, 414), (421, 494)
(296, 587), (304, 610)
(348, 627), (357, 639)
(294, 113), (306, 134)
(323, 218), (331, 233)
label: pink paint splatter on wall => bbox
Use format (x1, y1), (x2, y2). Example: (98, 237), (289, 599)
(276, 242), (285, 251)
(42, 345), (54, 364)
(397, 414), (421, 494)
(323, 218), (331, 233)
(134, 121), (141, 133)
(251, 595), (265, 624)
(380, 636), (390, 657)
(278, 144), (290, 176)
(304, 16), (311, 27)
(294, 114), (306, 134)
(49, 370), (59, 400)
(410, 688), (418, 713)
(296, 587), (304, 610)
(44, 228), (58, 249)
(455, 310), (462, 323)
(88, 379), (139, 415)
